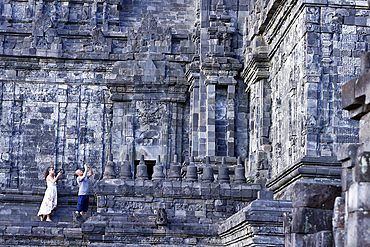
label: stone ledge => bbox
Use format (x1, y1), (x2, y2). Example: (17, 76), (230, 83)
(218, 192), (292, 247)
(94, 179), (262, 200)
(266, 156), (341, 196)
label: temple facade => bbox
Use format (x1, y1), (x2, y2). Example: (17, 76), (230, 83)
(0, 0), (368, 246)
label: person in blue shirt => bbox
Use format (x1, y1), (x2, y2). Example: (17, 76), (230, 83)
(74, 164), (93, 222)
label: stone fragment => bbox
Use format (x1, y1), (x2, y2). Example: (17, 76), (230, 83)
(353, 152), (370, 182)
(333, 197), (345, 247)
(155, 208), (168, 226)
(347, 211), (370, 247)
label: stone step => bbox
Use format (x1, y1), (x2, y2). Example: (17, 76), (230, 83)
(0, 220), (74, 228)
(0, 219), (87, 246)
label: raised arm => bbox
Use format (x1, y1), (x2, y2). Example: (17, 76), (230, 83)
(80, 164), (89, 181)
(87, 164), (93, 177)
(48, 171), (62, 183)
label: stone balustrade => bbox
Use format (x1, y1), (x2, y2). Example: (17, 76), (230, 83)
(88, 155), (261, 246)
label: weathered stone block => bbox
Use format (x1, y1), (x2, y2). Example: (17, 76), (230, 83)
(348, 182), (370, 212)
(347, 211), (370, 247)
(342, 78), (364, 111)
(353, 152), (370, 182)
(291, 183), (341, 209)
(360, 113), (370, 145)
(291, 207), (333, 234)
(337, 143), (360, 164)
(341, 167), (353, 192)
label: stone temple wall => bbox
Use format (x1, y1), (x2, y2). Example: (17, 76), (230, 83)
(0, 69), (111, 190)
(0, 0), (369, 246)
(242, 0), (368, 198)
(0, 0), (197, 190)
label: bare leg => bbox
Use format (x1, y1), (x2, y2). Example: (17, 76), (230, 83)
(46, 214), (52, 222)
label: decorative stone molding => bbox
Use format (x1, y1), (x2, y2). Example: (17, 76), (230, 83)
(266, 156), (341, 199)
(240, 53), (269, 90)
(218, 191), (292, 247)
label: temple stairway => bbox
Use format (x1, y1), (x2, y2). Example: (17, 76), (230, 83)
(0, 188), (92, 246)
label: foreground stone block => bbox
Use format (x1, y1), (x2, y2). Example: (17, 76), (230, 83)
(291, 183), (341, 210)
(291, 207), (333, 234)
(347, 211), (370, 247)
(348, 182), (370, 213)
(218, 191), (292, 247)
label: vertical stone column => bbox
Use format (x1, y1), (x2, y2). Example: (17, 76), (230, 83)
(0, 82), (12, 187)
(175, 103), (183, 168)
(79, 101), (88, 165)
(227, 84), (235, 157)
(206, 82), (216, 157)
(198, 79), (208, 158)
(160, 102), (169, 166)
(10, 83), (23, 189)
(241, 42), (271, 186)
(122, 102), (134, 174)
(112, 102), (123, 160)
(168, 102), (178, 167)
(55, 85), (68, 189)
(189, 80), (199, 157)
(339, 52), (370, 247)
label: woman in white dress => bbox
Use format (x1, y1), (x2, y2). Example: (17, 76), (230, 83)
(37, 167), (62, 222)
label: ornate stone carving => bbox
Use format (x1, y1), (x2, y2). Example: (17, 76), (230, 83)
(92, 29), (106, 52)
(35, 13), (52, 34)
(136, 101), (165, 126)
(155, 208), (167, 226)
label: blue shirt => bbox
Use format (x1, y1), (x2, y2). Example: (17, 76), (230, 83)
(77, 174), (89, 195)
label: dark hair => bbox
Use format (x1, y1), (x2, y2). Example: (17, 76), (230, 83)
(44, 167), (54, 181)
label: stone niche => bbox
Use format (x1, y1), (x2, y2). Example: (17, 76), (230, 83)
(107, 12), (191, 176)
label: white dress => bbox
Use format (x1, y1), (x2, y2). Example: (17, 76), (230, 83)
(37, 180), (57, 216)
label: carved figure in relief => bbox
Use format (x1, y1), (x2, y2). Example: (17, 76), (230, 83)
(136, 101), (165, 125)
(82, 4), (89, 20)
(135, 101), (166, 146)
(155, 208), (168, 226)
(92, 29), (106, 52)
(35, 13), (52, 33)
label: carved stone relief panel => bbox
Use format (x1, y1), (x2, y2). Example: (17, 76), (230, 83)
(134, 100), (167, 160)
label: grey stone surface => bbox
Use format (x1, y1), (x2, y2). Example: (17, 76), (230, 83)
(291, 183), (341, 210)
(335, 51), (370, 247)
(90, 177), (261, 246)
(218, 190), (292, 247)
(0, 0), (368, 246)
